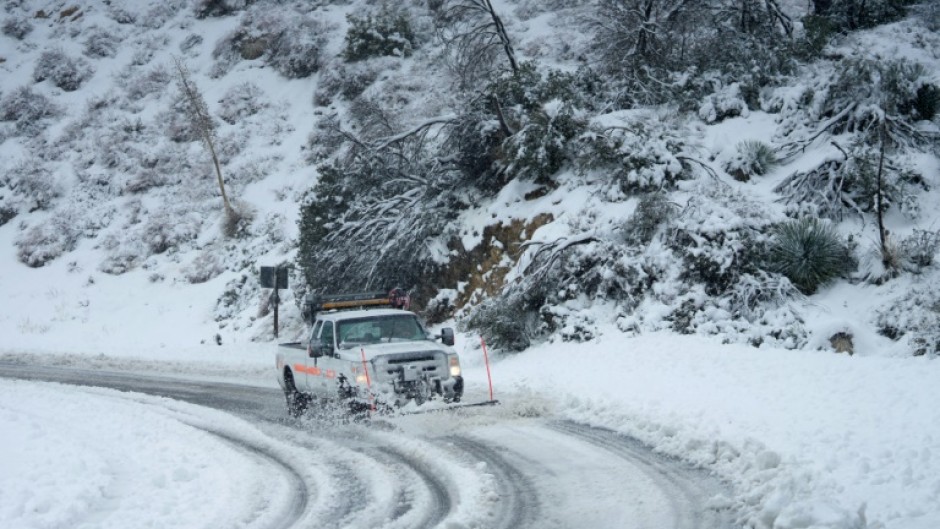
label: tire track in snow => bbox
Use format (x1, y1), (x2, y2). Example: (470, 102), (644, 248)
(443, 435), (540, 529)
(195, 428), (309, 529)
(362, 445), (453, 529)
(550, 420), (732, 529)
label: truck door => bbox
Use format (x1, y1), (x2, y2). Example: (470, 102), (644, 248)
(316, 321), (340, 396)
(302, 321), (322, 393)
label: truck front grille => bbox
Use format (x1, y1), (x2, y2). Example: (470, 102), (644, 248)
(386, 355), (436, 364)
(373, 351), (447, 382)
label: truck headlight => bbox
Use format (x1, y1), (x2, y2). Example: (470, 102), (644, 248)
(449, 356), (461, 377)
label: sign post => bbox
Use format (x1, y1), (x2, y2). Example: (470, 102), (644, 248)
(259, 266), (289, 338)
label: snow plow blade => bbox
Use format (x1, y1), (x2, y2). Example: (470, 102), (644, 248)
(396, 399), (500, 416)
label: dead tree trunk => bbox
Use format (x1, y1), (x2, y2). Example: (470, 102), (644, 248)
(173, 57), (236, 227)
(876, 118), (890, 267)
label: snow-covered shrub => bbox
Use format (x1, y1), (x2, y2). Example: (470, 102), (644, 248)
(108, 7), (136, 25)
(440, 106), (509, 192)
(305, 114), (346, 163)
(724, 140), (778, 182)
(462, 290), (543, 352)
(876, 283), (940, 356)
(902, 81), (939, 123)
(467, 232), (654, 350)
(624, 192), (676, 245)
(3, 160), (63, 211)
(815, 0), (915, 32)
(124, 169), (168, 194)
(141, 0), (187, 29)
(0, 207), (16, 227)
(179, 34), (203, 54)
(774, 57), (938, 147)
(217, 82), (267, 124)
(900, 229), (940, 271)
(265, 17), (328, 79)
(343, 7), (416, 62)
(91, 117), (148, 174)
(847, 58), (939, 124)
(2, 16), (32, 39)
(98, 233), (145, 275)
(575, 110), (691, 194)
(774, 156), (856, 220)
(914, 1), (940, 30)
(211, 8), (329, 79)
(214, 128), (248, 164)
(195, 0), (254, 19)
(162, 91), (202, 143)
(444, 65), (599, 188)
(643, 188), (807, 345)
(0, 86), (62, 134)
(137, 142), (194, 183)
(315, 57), (388, 103)
(83, 26), (122, 58)
(16, 217), (80, 268)
(697, 83), (748, 124)
(667, 192), (773, 297)
(767, 217), (854, 294)
(183, 251), (225, 284)
(32, 49), (93, 92)
(214, 274), (254, 323)
(503, 99), (585, 184)
(721, 271), (803, 323)
(589, 0), (794, 108)
(120, 64), (173, 102)
(140, 209), (202, 255)
(776, 147), (928, 222)
(98, 206), (203, 274)
(478, 66), (593, 185)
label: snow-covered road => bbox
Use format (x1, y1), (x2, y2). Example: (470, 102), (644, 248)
(0, 364), (734, 529)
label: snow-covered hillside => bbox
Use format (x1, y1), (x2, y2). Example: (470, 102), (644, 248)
(1, 0), (939, 356)
(2, 1), (940, 528)
(0, 0), (337, 351)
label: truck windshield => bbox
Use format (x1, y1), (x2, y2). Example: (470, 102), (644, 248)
(337, 314), (426, 347)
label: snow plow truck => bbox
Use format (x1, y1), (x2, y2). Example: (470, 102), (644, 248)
(275, 289), (463, 416)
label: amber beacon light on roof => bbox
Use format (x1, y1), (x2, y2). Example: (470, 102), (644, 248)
(303, 288), (411, 323)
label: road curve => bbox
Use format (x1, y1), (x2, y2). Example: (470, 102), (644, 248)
(0, 362), (736, 529)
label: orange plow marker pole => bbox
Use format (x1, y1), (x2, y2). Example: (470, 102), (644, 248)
(480, 336), (494, 402)
(360, 348), (376, 413)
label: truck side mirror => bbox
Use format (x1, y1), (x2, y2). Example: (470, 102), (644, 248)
(441, 327), (455, 346)
(308, 343), (322, 358)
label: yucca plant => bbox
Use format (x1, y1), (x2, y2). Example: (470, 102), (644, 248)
(768, 217), (852, 294)
(725, 140), (778, 181)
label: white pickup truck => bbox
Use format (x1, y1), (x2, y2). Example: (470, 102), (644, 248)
(275, 291), (463, 416)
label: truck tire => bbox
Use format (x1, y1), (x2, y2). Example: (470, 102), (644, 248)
(283, 370), (309, 418)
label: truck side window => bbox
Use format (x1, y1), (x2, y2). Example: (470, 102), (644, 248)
(310, 321), (322, 345)
(321, 322), (334, 347)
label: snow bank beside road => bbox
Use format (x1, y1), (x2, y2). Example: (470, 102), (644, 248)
(0, 380), (295, 529)
(464, 330), (940, 529)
